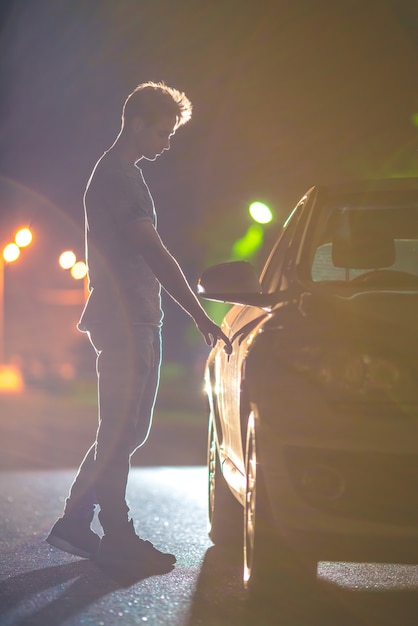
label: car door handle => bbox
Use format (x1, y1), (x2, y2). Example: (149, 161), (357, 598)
(231, 316), (265, 346)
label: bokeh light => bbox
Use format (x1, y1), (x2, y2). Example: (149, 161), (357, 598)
(3, 243), (21, 263)
(15, 227), (33, 248)
(0, 364), (24, 392)
(70, 261), (87, 280)
(59, 250), (77, 270)
(249, 201), (273, 224)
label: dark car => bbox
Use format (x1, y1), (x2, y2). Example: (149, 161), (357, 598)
(197, 178), (418, 591)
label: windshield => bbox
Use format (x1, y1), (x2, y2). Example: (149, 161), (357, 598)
(308, 189), (418, 287)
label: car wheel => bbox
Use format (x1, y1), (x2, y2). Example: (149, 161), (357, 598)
(208, 413), (242, 548)
(243, 409), (316, 593)
(243, 409), (273, 590)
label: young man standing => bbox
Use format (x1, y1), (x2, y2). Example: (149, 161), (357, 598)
(46, 82), (230, 573)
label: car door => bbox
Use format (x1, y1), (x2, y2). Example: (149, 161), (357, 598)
(217, 301), (270, 477)
(219, 191), (316, 476)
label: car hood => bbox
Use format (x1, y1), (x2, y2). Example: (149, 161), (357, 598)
(253, 289), (418, 408)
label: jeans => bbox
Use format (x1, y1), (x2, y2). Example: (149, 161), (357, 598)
(64, 324), (162, 532)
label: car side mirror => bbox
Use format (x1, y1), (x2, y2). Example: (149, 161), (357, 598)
(197, 261), (275, 306)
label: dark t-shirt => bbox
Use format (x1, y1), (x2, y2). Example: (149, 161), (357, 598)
(78, 152), (163, 331)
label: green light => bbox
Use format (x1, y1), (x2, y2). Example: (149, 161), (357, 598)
(232, 224), (263, 259)
(249, 201), (273, 224)
(412, 112), (418, 128)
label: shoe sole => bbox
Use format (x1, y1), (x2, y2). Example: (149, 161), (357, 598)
(45, 533), (94, 558)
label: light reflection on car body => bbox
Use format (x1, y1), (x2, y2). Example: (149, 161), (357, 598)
(198, 178), (418, 590)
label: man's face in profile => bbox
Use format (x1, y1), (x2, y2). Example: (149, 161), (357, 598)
(134, 115), (177, 161)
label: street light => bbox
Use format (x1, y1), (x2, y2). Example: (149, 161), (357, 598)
(70, 261), (88, 280)
(0, 227), (34, 391)
(59, 250), (87, 280)
(59, 250), (77, 270)
(15, 227), (33, 248)
(2, 228), (34, 264)
(3, 243), (20, 263)
(58, 250), (88, 300)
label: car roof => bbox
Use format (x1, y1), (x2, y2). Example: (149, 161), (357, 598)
(315, 177), (418, 195)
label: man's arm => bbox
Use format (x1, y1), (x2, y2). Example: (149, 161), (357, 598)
(126, 220), (231, 351)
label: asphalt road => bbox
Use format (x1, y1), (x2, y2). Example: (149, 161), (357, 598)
(0, 388), (208, 470)
(1, 467), (418, 626)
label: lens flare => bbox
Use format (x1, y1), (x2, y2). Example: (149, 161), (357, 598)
(232, 224), (263, 259)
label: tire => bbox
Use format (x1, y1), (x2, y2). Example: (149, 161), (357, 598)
(243, 409), (274, 590)
(208, 413), (243, 548)
(243, 409), (316, 593)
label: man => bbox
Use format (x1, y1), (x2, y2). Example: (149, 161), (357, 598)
(46, 82), (230, 573)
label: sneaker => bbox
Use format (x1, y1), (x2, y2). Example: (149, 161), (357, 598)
(46, 516), (100, 558)
(94, 519), (176, 575)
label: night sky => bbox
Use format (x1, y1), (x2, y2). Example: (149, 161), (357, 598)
(1, 0), (417, 365)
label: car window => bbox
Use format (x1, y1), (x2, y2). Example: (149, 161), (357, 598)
(307, 191), (418, 286)
(260, 196), (307, 293)
(312, 239), (418, 281)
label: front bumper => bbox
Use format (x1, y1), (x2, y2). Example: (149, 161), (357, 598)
(254, 390), (418, 562)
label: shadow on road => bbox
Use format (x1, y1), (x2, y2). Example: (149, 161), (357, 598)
(187, 546), (418, 626)
(1, 545), (417, 626)
(0, 558), (170, 626)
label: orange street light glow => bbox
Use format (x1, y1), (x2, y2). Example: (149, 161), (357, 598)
(3, 243), (21, 263)
(70, 261), (87, 280)
(0, 364), (24, 393)
(15, 227), (33, 248)
(59, 250), (77, 270)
